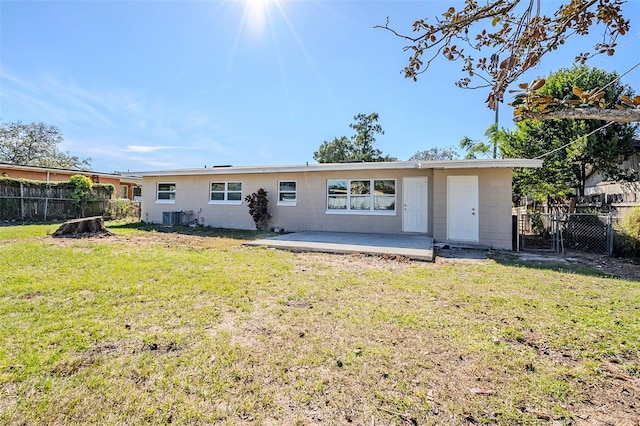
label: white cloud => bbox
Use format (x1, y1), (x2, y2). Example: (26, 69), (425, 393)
(125, 145), (167, 153)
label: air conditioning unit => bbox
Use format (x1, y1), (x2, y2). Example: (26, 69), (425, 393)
(162, 211), (183, 226)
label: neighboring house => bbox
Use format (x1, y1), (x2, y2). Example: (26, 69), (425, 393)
(134, 159), (541, 250)
(583, 140), (640, 216)
(0, 162), (142, 200)
(584, 151), (640, 202)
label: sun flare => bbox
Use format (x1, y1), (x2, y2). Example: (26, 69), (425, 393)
(243, 0), (280, 37)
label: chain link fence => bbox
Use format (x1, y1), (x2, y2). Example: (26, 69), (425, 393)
(516, 211), (614, 254)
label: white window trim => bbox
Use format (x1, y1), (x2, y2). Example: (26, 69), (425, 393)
(209, 181), (243, 205)
(156, 182), (176, 204)
(325, 178), (397, 215)
(325, 209), (396, 216)
(277, 180), (297, 206)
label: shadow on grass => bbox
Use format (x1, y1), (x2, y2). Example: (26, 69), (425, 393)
(491, 252), (619, 279)
(107, 221), (269, 241)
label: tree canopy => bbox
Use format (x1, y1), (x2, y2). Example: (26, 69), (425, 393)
(502, 66), (638, 199)
(0, 121), (91, 169)
(459, 124), (506, 159)
(377, 0), (632, 117)
(407, 147), (459, 161)
(313, 113), (397, 163)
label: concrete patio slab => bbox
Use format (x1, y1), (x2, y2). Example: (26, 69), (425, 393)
(245, 231), (434, 261)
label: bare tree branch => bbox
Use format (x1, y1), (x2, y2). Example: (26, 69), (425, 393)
(515, 107), (640, 122)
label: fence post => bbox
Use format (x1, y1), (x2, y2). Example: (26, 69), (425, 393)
(20, 181), (25, 221)
(555, 213), (560, 253)
(44, 188), (49, 222)
(516, 211), (521, 252)
(607, 213), (613, 255)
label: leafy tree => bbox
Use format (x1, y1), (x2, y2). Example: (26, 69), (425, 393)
(0, 121), (91, 169)
(377, 0), (635, 122)
(313, 136), (352, 164)
(69, 174), (97, 218)
(459, 124), (507, 159)
(313, 113), (397, 163)
(501, 66), (638, 199)
(407, 147), (458, 161)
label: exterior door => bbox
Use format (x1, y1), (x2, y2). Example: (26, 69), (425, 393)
(403, 177), (428, 233)
(447, 175), (479, 242)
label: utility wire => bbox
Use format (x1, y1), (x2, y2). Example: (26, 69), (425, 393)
(532, 58), (640, 160)
(534, 120), (617, 159)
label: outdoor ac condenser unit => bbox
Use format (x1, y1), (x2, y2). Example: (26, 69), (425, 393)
(162, 211), (183, 226)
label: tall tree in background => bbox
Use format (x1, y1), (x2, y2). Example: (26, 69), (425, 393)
(313, 113), (397, 163)
(459, 124), (506, 159)
(502, 66), (638, 199)
(407, 147), (458, 161)
(377, 0), (638, 122)
(0, 121), (91, 169)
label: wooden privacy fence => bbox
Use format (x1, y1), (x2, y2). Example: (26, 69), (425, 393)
(0, 179), (114, 222)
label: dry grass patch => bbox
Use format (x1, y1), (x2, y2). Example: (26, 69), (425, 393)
(0, 224), (638, 425)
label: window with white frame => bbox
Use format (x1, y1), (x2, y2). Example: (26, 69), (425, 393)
(210, 181), (242, 204)
(278, 181), (297, 205)
(327, 179), (395, 213)
(156, 183), (176, 202)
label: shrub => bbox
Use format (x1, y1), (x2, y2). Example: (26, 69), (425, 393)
(245, 188), (271, 231)
(107, 199), (140, 220)
(69, 175), (97, 218)
(614, 206), (640, 257)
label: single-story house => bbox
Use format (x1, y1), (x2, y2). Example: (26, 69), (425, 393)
(133, 159), (541, 250)
(585, 154), (640, 202)
(0, 162), (142, 200)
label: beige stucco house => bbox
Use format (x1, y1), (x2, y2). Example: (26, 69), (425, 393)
(134, 159), (541, 250)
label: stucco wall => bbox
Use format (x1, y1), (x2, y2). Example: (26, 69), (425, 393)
(142, 168), (434, 234)
(433, 168), (513, 249)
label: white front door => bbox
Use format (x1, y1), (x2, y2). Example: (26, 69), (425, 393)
(447, 175), (479, 242)
(403, 177), (428, 233)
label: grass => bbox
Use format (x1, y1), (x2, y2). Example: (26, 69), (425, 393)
(0, 223), (638, 425)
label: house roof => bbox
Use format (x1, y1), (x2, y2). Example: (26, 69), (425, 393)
(0, 162), (142, 184)
(127, 159), (543, 177)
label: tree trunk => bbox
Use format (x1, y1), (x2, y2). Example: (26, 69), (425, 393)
(52, 216), (112, 238)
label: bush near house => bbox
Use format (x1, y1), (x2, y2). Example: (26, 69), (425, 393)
(245, 188), (271, 230)
(615, 206), (640, 257)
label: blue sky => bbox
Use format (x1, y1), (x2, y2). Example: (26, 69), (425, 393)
(2, 0), (640, 173)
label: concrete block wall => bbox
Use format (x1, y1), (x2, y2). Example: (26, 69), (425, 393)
(433, 168), (513, 250)
(141, 168), (434, 234)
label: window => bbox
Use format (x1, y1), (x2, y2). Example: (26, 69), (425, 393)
(119, 185), (129, 199)
(157, 183), (176, 203)
(327, 179), (395, 213)
(278, 181), (297, 205)
(133, 186), (142, 197)
(210, 181), (242, 204)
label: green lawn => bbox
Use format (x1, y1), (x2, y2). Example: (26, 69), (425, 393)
(0, 224), (638, 425)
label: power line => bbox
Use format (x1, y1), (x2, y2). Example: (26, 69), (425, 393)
(534, 120), (616, 159)
(532, 58), (640, 160)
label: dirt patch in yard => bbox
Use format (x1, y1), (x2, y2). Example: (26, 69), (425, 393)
(29, 230), (639, 424)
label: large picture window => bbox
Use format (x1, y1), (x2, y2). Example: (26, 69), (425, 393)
(327, 179), (395, 213)
(278, 181), (297, 205)
(210, 181), (242, 204)
(157, 183), (176, 202)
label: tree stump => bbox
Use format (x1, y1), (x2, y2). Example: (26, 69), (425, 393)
(52, 216), (113, 238)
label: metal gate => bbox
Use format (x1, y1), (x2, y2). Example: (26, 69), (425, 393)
(517, 211), (613, 254)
